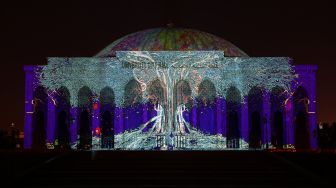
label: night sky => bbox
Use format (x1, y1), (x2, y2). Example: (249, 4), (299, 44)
(1, 0), (335, 130)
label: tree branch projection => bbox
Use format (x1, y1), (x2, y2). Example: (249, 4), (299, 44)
(38, 51), (295, 149)
(39, 57), (133, 106)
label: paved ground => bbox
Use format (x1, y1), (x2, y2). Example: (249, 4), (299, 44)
(1, 150), (336, 187)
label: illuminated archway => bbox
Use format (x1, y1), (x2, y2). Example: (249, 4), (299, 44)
(175, 80), (192, 106)
(197, 79), (216, 134)
(226, 86), (241, 148)
(145, 79), (166, 132)
(124, 79), (143, 130)
(56, 86), (71, 149)
(293, 86), (310, 149)
(78, 86), (93, 149)
(174, 80), (192, 132)
(99, 86), (115, 148)
(270, 86), (286, 148)
(32, 86), (47, 150)
(248, 87), (263, 149)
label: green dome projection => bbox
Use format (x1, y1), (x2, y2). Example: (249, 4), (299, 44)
(96, 28), (248, 57)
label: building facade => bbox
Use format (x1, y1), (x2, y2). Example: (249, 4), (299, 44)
(23, 28), (317, 150)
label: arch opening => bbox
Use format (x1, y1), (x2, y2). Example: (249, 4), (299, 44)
(174, 80), (192, 133)
(32, 86), (47, 150)
(226, 86), (241, 148)
(293, 86), (310, 149)
(56, 86), (71, 149)
(270, 87), (286, 148)
(248, 87), (263, 149)
(124, 79), (143, 130)
(196, 79), (216, 134)
(100, 87), (115, 148)
(78, 86), (93, 150)
(145, 79), (166, 132)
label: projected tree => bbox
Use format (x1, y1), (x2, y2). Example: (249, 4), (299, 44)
(38, 51), (295, 150)
(116, 51), (295, 149)
(118, 51), (223, 136)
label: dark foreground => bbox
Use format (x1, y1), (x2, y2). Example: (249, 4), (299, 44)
(1, 150), (336, 188)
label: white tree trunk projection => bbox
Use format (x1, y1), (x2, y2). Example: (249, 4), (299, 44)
(119, 51), (225, 139)
(39, 51), (295, 150)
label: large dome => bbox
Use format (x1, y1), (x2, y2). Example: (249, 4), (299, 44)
(96, 28), (248, 57)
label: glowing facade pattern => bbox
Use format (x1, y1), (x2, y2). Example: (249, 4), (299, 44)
(23, 28), (318, 151)
(38, 52), (294, 106)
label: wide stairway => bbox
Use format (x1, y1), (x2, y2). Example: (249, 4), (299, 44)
(9, 151), (334, 188)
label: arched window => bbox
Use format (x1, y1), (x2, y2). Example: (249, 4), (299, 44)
(248, 87), (263, 149)
(124, 79), (142, 106)
(32, 86), (47, 150)
(226, 86), (241, 148)
(100, 87), (115, 107)
(270, 86), (286, 148)
(174, 80), (192, 132)
(101, 110), (113, 149)
(144, 79), (165, 131)
(124, 79), (143, 130)
(56, 86), (71, 149)
(293, 86), (310, 149)
(197, 79), (216, 134)
(78, 86), (93, 149)
(174, 80), (192, 107)
(99, 87), (115, 148)
(147, 79), (165, 105)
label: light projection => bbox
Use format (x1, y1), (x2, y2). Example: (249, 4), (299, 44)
(37, 51), (295, 150)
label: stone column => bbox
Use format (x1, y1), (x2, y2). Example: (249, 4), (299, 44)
(91, 102), (100, 149)
(240, 97), (249, 148)
(191, 104), (197, 129)
(69, 107), (78, 145)
(216, 98), (223, 135)
(47, 96), (56, 144)
(308, 68), (318, 150)
(23, 66), (34, 149)
(92, 102), (100, 133)
(222, 99), (227, 136)
(262, 92), (271, 149)
(285, 98), (294, 148)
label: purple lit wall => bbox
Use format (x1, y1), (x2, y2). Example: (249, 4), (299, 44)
(23, 64), (318, 150)
(293, 65), (318, 149)
(23, 66), (34, 149)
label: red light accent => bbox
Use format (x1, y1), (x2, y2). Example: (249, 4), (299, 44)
(93, 103), (99, 110)
(95, 127), (101, 135)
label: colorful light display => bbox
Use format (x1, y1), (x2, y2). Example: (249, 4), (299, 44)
(35, 51), (295, 150)
(23, 28), (318, 151)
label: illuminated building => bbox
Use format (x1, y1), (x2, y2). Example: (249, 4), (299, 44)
(23, 28), (317, 150)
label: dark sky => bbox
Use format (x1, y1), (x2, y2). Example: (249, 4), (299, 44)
(1, 0), (336, 130)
